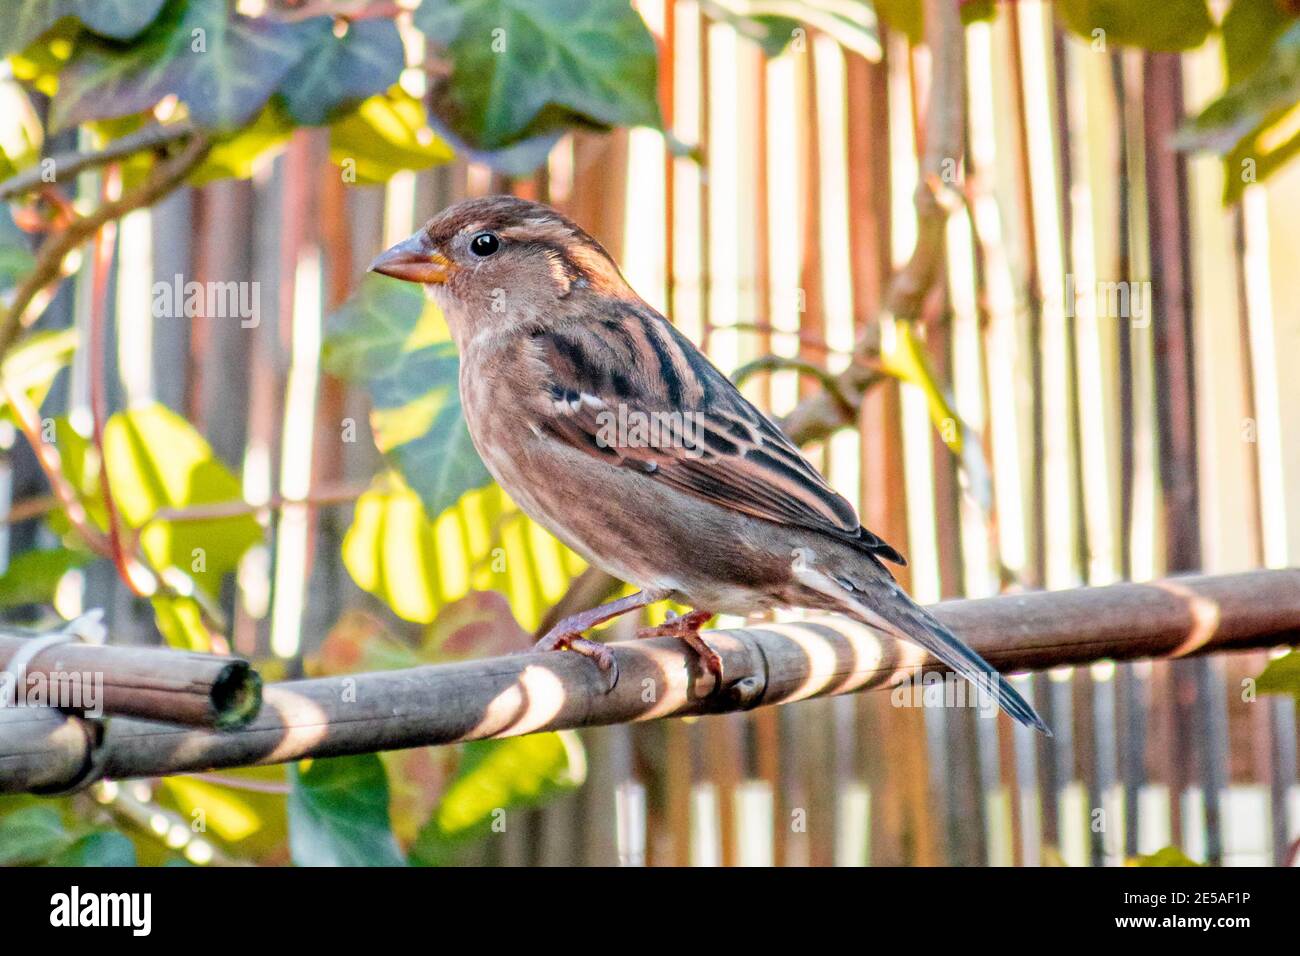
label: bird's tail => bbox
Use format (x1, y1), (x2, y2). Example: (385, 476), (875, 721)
(846, 585), (1051, 736)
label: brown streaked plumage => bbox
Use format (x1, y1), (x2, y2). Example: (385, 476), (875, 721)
(369, 195), (1049, 734)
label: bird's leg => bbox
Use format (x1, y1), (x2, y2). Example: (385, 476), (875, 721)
(637, 609), (722, 681)
(530, 588), (673, 687)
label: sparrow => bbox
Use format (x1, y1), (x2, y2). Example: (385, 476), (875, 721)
(369, 195), (1049, 734)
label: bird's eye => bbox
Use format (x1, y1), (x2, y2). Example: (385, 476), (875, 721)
(469, 232), (500, 257)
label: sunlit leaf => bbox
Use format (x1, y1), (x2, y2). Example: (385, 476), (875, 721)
(879, 320), (993, 513)
(1129, 846), (1202, 867)
(188, 100), (294, 185)
(149, 593), (211, 651)
(1178, 21), (1300, 202)
(51, 0), (310, 132)
(1256, 649), (1300, 701)
(103, 402), (262, 596)
(288, 754), (405, 867)
(415, 0), (661, 153)
(408, 732), (584, 864)
(0, 327), (77, 427)
(340, 475), (584, 628)
(281, 18), (405, 126)
(1056, 0), (1214, 51)
(162, 776), (263, 843)
(327, 88), (454, 184)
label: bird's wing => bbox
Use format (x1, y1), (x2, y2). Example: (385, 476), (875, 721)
(528, 307), (905, 565)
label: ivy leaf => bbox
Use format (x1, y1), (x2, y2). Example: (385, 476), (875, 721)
(2, 0), (168, 57)
(1177, 21), (1300, 202)
(102, 402), (262, 595)
(281, 18), (405, 126)
(1222, 0), (1296, 85)
(288, 754), (406, 866)
(1056, 0), (1214, 51)
(0, 547), (90, 609)
(1256, 649), (1300, 701)
(414, 0), (661, 152)
(700, 0), (879, 58)
(1130, 846), (1202, 866)
(0, 806), (72, 864)
(341, 475), (585, 628)
(323, 274), (491, 517)
(52, 0), (309, 132)
(408, 732), (584, 865)
(189, 100), (295, 185)
(873, 0), (922, 45)
(48, 831), (137, 866)
(327, 88), (454, 183)
(0, 327), (78, 426)
(341, 476), (454, 625)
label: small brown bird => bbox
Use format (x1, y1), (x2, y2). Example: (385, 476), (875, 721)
(370, 195), (1049, 734)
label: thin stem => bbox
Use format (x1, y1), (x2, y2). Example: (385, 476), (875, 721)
(88, 164), (142, 596)
(0, 120), (197, 201)
(0, 134), (212, 364)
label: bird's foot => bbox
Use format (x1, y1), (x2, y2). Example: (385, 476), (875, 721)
(637, 609), (722, 683)
(528, 627), (618, 690)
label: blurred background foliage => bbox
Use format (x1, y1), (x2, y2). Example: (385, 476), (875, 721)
(0, 0), (1298, 867)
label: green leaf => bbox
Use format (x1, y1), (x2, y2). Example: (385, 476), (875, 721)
(1256, 649), (1300, 700)
(327, 88), (454, 183)
(323, 274), (491, 517)
(880, 321), (993, 514)
(281, 18), (405, 126)
(701, 1), (879, 58)
(409, 732), (584, 864)
(188, 100), (295, 185)
(48, 830), (137, 866)
(873, 0), (922, 45)
(1177, 21), (1300, 201)
(103, 402), (262, 595)
(0, 547), (90, 608)
(1056, 0), (1214, 51)
(414, 0), (661, 152)
(1130, 846), (1202, 867)
(1179, 22), (1300, 154)
(0, 208), (37, 294)
(2, 0), (168, 57)
(288, 754), (406, 867)
(52, 0), (310, 132)
(0, 327), (78, 426)
(1222, 0), (1296, 85)
(341, 475), (585, 627)
(149, 592), (211, 651)
(0, 806), (72, 864)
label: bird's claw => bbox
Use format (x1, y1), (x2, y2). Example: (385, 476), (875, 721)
(636, 610), (723, 689)
(526, 630), (618, 692)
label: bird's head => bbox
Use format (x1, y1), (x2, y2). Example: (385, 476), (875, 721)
(368, 195), (634, 346)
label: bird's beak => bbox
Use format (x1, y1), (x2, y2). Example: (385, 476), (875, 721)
(367, 234), (457, 285)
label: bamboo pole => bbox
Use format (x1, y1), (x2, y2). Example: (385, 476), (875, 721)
(0, 634), (261, 729)
(0, 569), (1296, 796)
